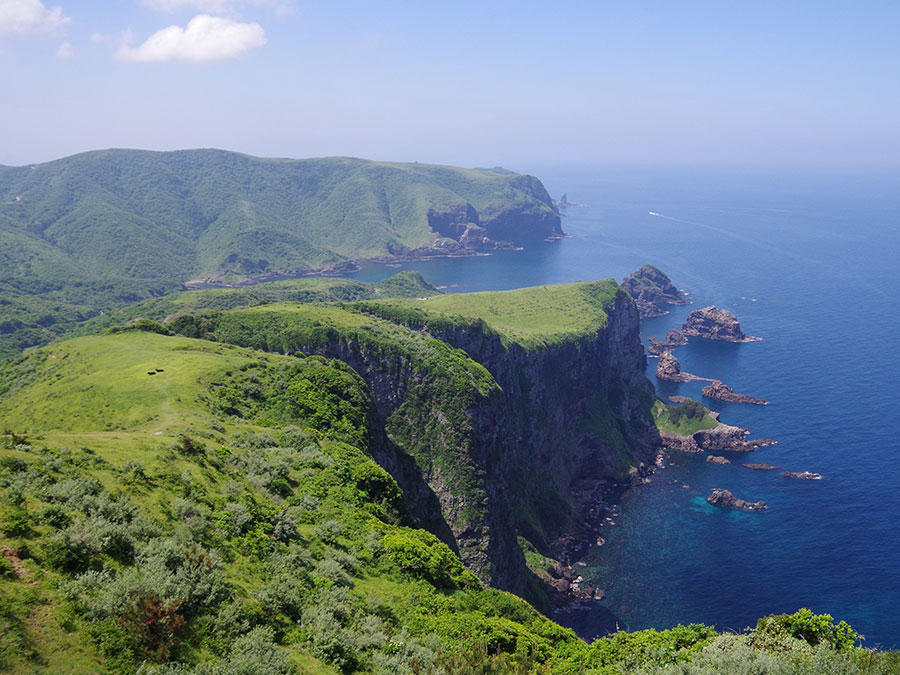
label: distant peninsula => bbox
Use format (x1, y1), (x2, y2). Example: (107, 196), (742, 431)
(0, 149), (563, 355)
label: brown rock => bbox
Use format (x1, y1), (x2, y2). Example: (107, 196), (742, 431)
(706, 488), (767, 511)
(781, 471), (822, 480)
(706, 455), (731, 465)
(656, 351), (692, 382)
(742, 463), (780, 470)
(702, 380), (769, 405)
(682, 306), (761, 342)
(622, 265), (689, 318)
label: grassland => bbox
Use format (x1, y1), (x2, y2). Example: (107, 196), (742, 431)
(652, 399), (719, 435)
(366, 280), (622, 349)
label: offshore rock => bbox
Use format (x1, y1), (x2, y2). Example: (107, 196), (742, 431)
(656, 351), (691, 382)
(648, 329), (689, 355)
(656, 351), (710, 383)
(706, 455), (731, 465)
(743, 463), (780, 471)
(707, 488), (767, 511)
(681, 306), (761, 342)
(781, 471), (823, 480)
(660, 420), (774, 454)
(701, 380), (769, 405)
(622, 265), (689, 318)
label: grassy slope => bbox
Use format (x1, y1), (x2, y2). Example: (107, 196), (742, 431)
(0, 270), (437, 361)
(366, 280), (621, 349)
(0, 321), (895, 673)
(0, 148), (554, 357)
(652, 400), (719, 435)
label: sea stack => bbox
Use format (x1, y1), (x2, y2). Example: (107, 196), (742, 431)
(702, 380), (769, 405)
(707, 488), (767, 511)
(622, 265), (689, 318)
(681, 306), (761, 342)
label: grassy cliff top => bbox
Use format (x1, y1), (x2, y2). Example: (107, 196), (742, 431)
(368, 279), (623, 348)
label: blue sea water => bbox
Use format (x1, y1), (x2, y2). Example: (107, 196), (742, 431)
(346, 165), (900, 648)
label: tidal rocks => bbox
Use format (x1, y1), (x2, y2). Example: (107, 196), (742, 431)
(656, 351), (691, 382)
(743, 463), (780, 471)
(648, 329), (688, 355)
(706, 455), (731, 465)
(622, 265), (689, 318)
(781, 471), (822, 480)
(659, 419), (774, 454)
(706, 488), (767, 511)
(681, 306), (761, 342)
(702, 380), (769, 405)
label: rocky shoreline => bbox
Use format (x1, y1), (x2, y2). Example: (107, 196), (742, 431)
(707, 488), (767, 511)
(701, 380), (769, 405)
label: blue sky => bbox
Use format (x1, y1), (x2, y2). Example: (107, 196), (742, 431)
(2, 0), (899, 168)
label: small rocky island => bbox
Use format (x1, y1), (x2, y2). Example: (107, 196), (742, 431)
(622, 265), (689, 318)
(782, 471), (822, 480)
(707, 488), (767, 511)
(702, 380), (769, 405)
(656, 351), (711, 383)
(681, 306), (761, 342)
(648, 329), (688, 355)
(743, 463), (779, 471)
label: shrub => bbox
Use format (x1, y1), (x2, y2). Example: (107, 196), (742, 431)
(115, 593), (185, 662)
(382, 528), (478, 590)
(752, 608), (860, 652)
(0, 504), (31, 537)
(33, 503), (71, 529)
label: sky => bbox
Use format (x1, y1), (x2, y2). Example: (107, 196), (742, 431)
(1, 0), (899, 169)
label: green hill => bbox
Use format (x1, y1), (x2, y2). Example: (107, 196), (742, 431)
(0, 149), (560, 357)
(1, 325), (895, 672)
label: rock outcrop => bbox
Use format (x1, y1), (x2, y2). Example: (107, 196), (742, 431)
(648, 329), (688, 355)
(706, 455), (731, 465)
(656, 351), (711, 383)
(681, 306), (761, 342)
(743, 463), (779, 471)
(701, 380), (769, 405)
(781, 471), (822, 480)
(622, 265), (689, 318)
(659, 420), (775, 454)
(707, 489), (767, 511)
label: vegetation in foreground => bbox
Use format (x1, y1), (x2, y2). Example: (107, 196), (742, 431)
(0, 326), (896, 673)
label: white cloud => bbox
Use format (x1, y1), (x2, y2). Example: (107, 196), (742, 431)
(0, 0), (70, 34)
(55, 39), (72, 58)
(116, 14), (266, 63)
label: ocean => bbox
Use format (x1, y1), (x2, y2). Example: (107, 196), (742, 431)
(346, 165), (900, 649)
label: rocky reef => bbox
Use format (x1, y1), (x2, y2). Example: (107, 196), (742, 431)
(622, 265), (689, 318)
(782, 471), (822, 480)
(701, 380), (769, 405)
(659, 418), (775, 454)
(707, 488), (767, 511)
(656, 350), (711, 383)
(648, 329), (688, 355)
(707, 455), (731, 465)
(743, 463), (780, 471)
(681, 306), (761, 342)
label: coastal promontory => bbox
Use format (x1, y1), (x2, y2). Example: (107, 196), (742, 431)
(681, 306), (761, 342)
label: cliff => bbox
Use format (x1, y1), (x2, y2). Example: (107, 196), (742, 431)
(168, 281), (658, 604)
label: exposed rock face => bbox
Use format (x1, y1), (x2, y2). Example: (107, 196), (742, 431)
(659, 420), (774, 454)
(681, 306), (761, 342)
(648, 329), (688, 355)
(622, 265), (689, 318)
(702, 380), (769, 405)
(707, 488), (767, 511)
(782, 471), (822, 480)
(656, 351), (710, 383)
(743, 463), (779, 471)
(706, 455), (731, 465)
(287, 288), (657, 602)
(656, 351), (691, 382)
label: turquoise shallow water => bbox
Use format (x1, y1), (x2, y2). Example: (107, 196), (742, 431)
(346, 165), (900, 648)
